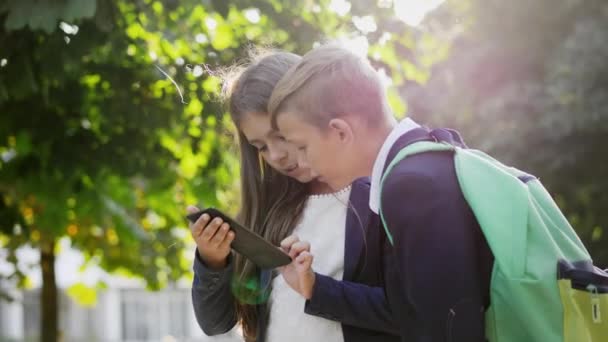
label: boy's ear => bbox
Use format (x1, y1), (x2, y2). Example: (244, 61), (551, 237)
(328, 118), (354, 144)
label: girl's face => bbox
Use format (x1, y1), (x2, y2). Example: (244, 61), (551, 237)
(239, 111), (316, 183)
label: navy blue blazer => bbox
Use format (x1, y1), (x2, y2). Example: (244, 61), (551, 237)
(379, 128), (493, 342)
(192, 177), (399, 342)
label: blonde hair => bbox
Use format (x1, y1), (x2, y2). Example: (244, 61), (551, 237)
(268, 43), (391, 130)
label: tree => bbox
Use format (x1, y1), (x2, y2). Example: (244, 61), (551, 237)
(0, 1), (257, 340)
(0, 1), (434, 340)
(406, 0), (608, 266)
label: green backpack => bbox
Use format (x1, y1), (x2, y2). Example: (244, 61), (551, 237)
(379, 138), (608, 342)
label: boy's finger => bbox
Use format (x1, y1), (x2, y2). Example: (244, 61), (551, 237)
(280, 235), (299, 251)
(296, 251), (313, 269)
(292, 241), (311, 252)
(296, 251), (311, 262)
(289, 241), (311, 259)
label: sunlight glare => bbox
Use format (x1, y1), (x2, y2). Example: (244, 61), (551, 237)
(329, 0), (351, 16)
(338, 35), (369, 58)
(245, 8), (261, 24)
(352, 16), (377, 34)
(393, 0), (445, 27)
(205, 17), (218, 30)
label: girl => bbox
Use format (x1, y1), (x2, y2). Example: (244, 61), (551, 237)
(189, 50), (398, 342)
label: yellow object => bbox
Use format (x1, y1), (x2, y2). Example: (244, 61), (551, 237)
(558, 279), (608, 341)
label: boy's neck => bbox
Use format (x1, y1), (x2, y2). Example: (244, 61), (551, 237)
(379, 116), (397, 140)
(354, 116), (396, 178)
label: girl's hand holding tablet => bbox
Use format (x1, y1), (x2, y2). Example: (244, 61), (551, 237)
(187, 205), (235, 270)
(279, 235), (316, 299)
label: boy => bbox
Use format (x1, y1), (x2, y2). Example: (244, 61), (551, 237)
(268, 44), (493, 342)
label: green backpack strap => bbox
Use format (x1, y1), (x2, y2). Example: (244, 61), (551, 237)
(379, 141), (454, 246)
(379, 141), (530, 277)
(452, 148), (531, 277)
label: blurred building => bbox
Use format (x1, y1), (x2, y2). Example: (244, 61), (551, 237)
(0, 286), (243, 341)
(0, 242), (243, 342)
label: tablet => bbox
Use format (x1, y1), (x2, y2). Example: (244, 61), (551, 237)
(187, 208), (292, 269)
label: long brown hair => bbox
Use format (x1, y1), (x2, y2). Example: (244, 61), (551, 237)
(221, 49), (308, 341)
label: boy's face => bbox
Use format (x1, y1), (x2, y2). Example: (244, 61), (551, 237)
(276, 111), (357, 190)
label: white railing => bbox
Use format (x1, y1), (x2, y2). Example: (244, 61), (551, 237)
(0, 287), (243, 342)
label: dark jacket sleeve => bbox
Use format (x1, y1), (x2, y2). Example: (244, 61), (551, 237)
(381, 166), (488, 342)
(304, 273), (398, 334)
(191, 250), (237, 335)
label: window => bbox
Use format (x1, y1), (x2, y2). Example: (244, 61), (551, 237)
(121, 289), (191, 341)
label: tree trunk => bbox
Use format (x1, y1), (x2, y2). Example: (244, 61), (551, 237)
(40, 238), (58, 342)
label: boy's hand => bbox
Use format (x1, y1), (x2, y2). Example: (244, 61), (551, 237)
(187, 205), (235, 270)
(279, 235), (316, 299)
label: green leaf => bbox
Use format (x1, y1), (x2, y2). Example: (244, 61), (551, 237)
(211, 23), (235, 51)
(152, 1), (163, 16)
(15, 131), (32, 156)
(387, 87), (407, 118)
(67, 283), (97, 307)
(185, 98), (203, 117)
(592, 226), (602, 242)
(202, 76), (221, 95)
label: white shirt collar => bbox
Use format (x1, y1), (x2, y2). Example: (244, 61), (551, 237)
(369, 118), (420, 214)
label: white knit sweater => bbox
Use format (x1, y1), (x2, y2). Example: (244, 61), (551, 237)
(266, 186), (352, 342)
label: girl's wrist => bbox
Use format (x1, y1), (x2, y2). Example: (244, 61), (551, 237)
(198, 249), (228, 270)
